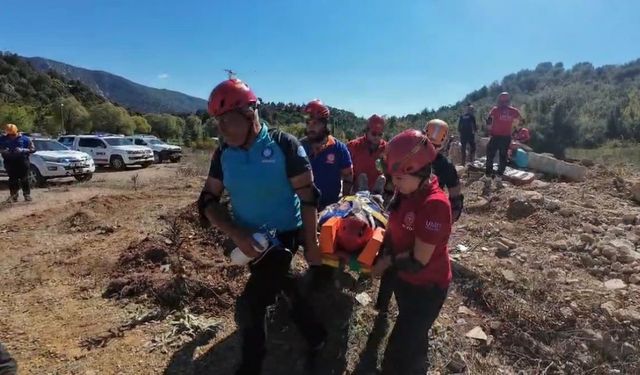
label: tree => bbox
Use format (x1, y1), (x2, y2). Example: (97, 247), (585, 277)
(89, 103), (135, 135)
(0, 103), (36, 132)
(52, 97), (91, 134)
(203, 117), (218, 138)
(184, 115), (203, 141)
(131, 116), (151, 134)
(144, 113), (182, 140)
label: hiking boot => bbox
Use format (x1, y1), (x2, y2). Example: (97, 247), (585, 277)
(24, 194), (32, 202)
(356, 173), (369, 192)
(495, 177), (505, 189)
(372, 175), (386, 195)
(5, 194), (18, 203)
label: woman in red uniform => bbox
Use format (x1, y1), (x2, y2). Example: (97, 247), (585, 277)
(372, 129), (452, 374)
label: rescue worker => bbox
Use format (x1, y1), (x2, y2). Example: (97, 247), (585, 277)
(347, 115), (387, 194)
(0, 342), (17, 375)
(375, 119), (462, 318)
(300, 99), (353, 210)
(424, 119), (464, 222)
(198, 77), (326, 375)
(0, 124), (35, 202)
(484, 92), (524, 189)
(371, 129), (452, 374)
(458, 103), (477, 165)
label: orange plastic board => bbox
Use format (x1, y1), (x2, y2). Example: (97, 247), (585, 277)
(320, 217), (340, 255)
(357, 228), (385, 267)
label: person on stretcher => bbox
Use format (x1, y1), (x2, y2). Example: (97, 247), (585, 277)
(317, 175), (388, 272)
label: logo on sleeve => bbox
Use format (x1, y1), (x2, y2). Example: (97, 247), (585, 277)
(297, 145), (307, 158)
(424, 220), (442, 232)
(326, 153), (335, 164)
(402, 212), (415, 231)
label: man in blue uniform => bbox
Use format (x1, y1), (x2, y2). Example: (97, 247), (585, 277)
(198, 77), (326, 375)
(300, 99), (353, 210)
(0, 124), (35, 202)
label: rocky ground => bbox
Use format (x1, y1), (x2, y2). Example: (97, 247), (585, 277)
(1, 153), (639, 374)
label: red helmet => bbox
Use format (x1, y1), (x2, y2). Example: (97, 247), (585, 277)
(386, 129), (437, 176)
(304, 99), (330, 119)
(367, 114), (385, 133)
(208, 78), (258, 117)
(336, 215), (373, 253)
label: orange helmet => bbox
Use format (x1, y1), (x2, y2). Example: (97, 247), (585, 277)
(424, 119), (449, 148)
(336, 215), (373, 253)
(386, 129), (437, 176)
(207, 78), (258, 117)
(4, 124), (18, 136)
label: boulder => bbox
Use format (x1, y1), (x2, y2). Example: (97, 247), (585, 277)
(507, 197), (538, 220)
(604, 279), (627, 290)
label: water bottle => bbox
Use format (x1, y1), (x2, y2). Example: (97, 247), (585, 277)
(229, 232), (270, 266)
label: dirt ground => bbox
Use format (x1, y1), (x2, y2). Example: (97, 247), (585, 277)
(1, 153), (639, 375)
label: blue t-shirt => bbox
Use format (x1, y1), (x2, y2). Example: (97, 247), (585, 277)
(301, 136), (352, 209)
(0, 134), (31, 161)
(209, 124), (311, 233)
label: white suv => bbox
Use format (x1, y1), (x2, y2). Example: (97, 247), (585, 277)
(0, 137), (95, 187)
(58, 135), (154, 170)
(126, 135), (182, 163)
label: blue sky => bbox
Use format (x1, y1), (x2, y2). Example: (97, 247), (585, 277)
(2, 0), (640, 116)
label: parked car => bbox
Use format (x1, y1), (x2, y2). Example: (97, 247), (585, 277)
(0, 137), (95, 187)
(58, 135), (154, 170)
(125, 135), (182, 163)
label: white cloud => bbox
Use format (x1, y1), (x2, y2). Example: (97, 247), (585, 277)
(158, 73), (169, 79)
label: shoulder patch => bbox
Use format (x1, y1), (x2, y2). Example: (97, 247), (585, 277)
(297, 145), (307, 158)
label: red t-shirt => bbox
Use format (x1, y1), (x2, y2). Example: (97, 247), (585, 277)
(387, 178), (452, 288)
(488, 106), (522, 137)
(347, 136), (386, 191)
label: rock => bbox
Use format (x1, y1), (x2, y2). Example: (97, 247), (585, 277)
(447, 352), (467, 373)
(622, 265), (635, 274)
(604, 279), (627, 290)
(621, 342), (637, 358)
(611, 262), (623, 272)
(501, 270), (516, 282)
(601, 246), (618, 260)
(530, 180), (550, 189)
(614, 308), (640, 322)
(498, 237), (517, 249)
(580, 233), (596, 244)
(495, 241), (510, 252)
(630, 274), (640, 284)
(611, 227), (625, 236)
(520, 191), (544, 204)
(550, 240), (568, 251)
(580, 254), (595, 267)
(627, 232), (639, 244)
(631, 181), (640, 203)
(458, 306), (476, 316)
(355, 292), (372, 306)
(560, 307), (573, 318)
(581, 159), (595, 167)
(489, 321), (502, 332)
(559, 207), (575, 217)
(591, 248), (601, 257)
(601, 301), (618, 317)
(465, 326), (488, 341)
(506, 197), (538, 220)
(584, 223), (604, 234)
(622, 214), (638, 225)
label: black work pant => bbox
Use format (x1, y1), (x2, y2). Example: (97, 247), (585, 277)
(381, 279), (448, 375)
(4, 157), (30, 196)
(0, 342), (17, 375)
(460, 135), (476, 164)
(485, 136), (511, 177)
(234, 230), (326, 375)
